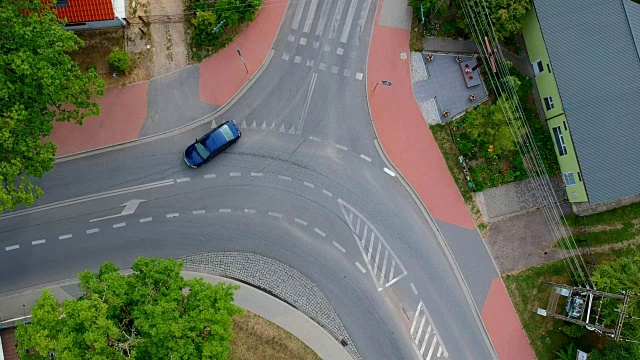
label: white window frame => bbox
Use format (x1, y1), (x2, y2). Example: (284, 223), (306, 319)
(533, 59), (544, 76)
(544, 96), (555, 111)
(563, 172), (576, 187)
(552, 126), (567, 156)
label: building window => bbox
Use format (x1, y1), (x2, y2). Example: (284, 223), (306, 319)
(563, 121), (567, 131)
(563, 172), (576, 187)
(553, 126), (567, 156)
(533, 59), (544, 76)
(544, 96), (554, 111)
(547, 63), (552, 73)
(577, 172), (582, 182)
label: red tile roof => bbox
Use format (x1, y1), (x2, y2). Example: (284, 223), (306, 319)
(55, 0), (115, 23)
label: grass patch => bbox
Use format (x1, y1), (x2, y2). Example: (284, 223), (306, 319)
(410, 15), (425, 52)
(504, 245), (640, 359)
(230, 311), (320, 360)
(563, 203), (640, 247)
(430, 124), (483, 225)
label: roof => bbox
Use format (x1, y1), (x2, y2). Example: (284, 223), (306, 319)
(533, 0), (640, 204)
(55, 0), (115, 23)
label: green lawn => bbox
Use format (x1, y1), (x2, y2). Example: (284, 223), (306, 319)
(563, 202), (640, 247)
(504, 245), (640, 359)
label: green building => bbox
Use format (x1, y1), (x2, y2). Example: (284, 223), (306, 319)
(522, 0), (640, 207)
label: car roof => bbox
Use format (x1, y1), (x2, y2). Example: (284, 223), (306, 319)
(200, 121), (238, 152)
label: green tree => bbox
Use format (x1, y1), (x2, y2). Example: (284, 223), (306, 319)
(0, 0), (105, 212)
(16, 257), (242, 359)
(481, 0), (531, 41)
(461, 100), (515, 156)
(215, 0), (262, 27)
(191, 10), (222, 47)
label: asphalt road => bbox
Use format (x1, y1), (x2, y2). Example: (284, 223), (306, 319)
(0, 1), (494, 359)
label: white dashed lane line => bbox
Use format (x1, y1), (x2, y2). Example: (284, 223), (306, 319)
(204, 174), (216, 179)
(58, 234), (72, 240)
(410, 282), (418, 295)
(230, 172), (241, 177)
(334, 144), (348, 151)
(332, 241), (346, 253)
(268, 212), (283, 218)
(113, 222), (126, 228)
(308, 136), (322, 142)
(294, 218), (308, 226)
(360, 154), (372, 162)
(244, 209), (256, 214)
(322, 189), (333, 197)
(86, 228), (100, 234)
(193, 210), (206, 215)
(355, 262), (367, 273)
(219, 209), (232, 213)
(5, 245), (19, 251)
(314, 228), (326, 237)
(278, 175), (292, 181)
(303, 181), (315, 188)
(32, 239), (46, 246)
(383, 168), (396, 177)
(176, 177), (190, 183)
(251, 173), (263, 177)
(140, 217), (153, 223)
(166, 213), (179, 218)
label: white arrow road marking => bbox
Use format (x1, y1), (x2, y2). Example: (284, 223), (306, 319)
(90, 199), (146, 222)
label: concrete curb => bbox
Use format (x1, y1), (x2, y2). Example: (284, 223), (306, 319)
(55, 47), (275, 163)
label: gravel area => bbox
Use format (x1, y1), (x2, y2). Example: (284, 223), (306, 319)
(410, 52), (429, 83)
(180, 251), (361, 360)
(418, 98), (441, 125)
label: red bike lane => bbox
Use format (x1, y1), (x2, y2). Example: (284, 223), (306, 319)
(366, 1), (535, 359)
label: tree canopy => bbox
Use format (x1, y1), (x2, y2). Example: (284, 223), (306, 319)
(15, 257), (242, 359)
(479, 0), (531, 41)
(0, 0), (105, 212)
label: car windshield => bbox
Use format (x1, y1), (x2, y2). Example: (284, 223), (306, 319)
(194, 142), (211, 159)
(220, 124), (235, 141)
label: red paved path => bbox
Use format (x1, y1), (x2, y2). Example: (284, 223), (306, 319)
(367, 1), (535, 359)
(199, 2), (287, 106)
(47, 83), (149, 157)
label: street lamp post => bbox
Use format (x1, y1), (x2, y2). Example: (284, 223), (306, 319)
(373, 80), (392, 92)
(234, 44), (249, 73)
(112, 73), (125, 86)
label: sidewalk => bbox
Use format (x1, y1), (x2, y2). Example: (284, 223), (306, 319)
(0, 271), (351, 360)
(367, 1), (535, 359)
(47, 3), (287, 157)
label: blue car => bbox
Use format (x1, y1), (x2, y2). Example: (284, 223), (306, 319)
(184, 121), (241, 168)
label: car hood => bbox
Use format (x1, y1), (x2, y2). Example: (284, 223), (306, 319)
(184, 144), (205, 166)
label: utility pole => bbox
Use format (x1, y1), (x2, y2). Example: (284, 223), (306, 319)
(234, 44), (248, 73)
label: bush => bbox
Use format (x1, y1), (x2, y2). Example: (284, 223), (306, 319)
(191, 10), (222, 47)
(562, 325), (589, 338)
(107, 50), (130, 73)
(215, 0), (262, 27)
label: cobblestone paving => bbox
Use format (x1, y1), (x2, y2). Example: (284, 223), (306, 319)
(180, 251), (361, 359)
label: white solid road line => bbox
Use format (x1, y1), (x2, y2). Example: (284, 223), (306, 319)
(59, 234), (72, 240)
(166, 213), (179, 218)
(340, 0), (359, 43)
(278, 175), (292, 181)
(360, 154), (372, 162)
(204, 174), (216, 179)
(140, 217), (153, 223)
(268, 212), (283, 218)
(322, 189), (333, 197)
(303, 0), (319, 33)
(113, 222), (126, 228)
(383, 168), (396, 177)
(291, 0), (305, 30)
(32, 239), (46, 245)
(230, 172), (241, 177)
(335, 144), (348, 151)
(332, 241), (346, 253)
(297, 73), (317, 135)
(0, 179), (174, 221)
(355, 262), (367, 273)
(314, 228), (326, 237)
(176, 177), (190, 183)
(193, 210), (206, 215)
(294, 218), (308, 226)
(410, 282), (418, 295)
(219, 209), (232, 213)
(303, 181), (315, 188)
(5, 245), (19, 251)
(329, 0), (347, 39)
(244, 209), (256, 214)
(86, 228), (100, 234)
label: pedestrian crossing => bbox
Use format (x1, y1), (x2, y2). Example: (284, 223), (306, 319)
(410, 301), (448, 360)
(338, 199), (408, 291)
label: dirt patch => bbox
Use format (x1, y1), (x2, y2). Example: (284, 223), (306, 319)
(230, 311), (320, 360)
(148, 0), (190, 77)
